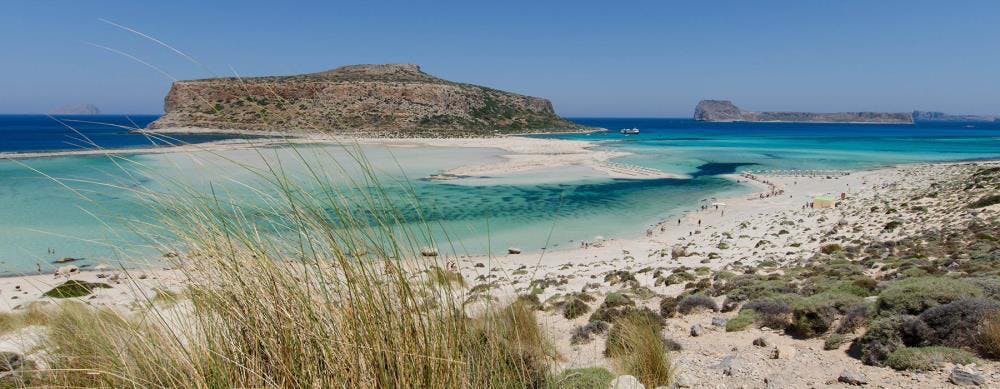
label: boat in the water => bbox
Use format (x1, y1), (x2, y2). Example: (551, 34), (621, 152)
(619, 127), (640, 134)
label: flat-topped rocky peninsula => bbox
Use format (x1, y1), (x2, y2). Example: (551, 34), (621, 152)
(694, 100), (914, 124)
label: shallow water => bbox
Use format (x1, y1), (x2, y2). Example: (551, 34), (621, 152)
(0, 117), (997, 274)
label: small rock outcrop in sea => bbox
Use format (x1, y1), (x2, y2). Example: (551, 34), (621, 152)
(148, 64), (582, 137)
(694, 99), (913, 124)
(50, 103), (101, 115)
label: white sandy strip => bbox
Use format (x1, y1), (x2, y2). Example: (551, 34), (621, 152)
(2, 128), (680, 180)
(353, 136), (682, 179)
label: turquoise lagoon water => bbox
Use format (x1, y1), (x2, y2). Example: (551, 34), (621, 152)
(0, 117), (998, 274)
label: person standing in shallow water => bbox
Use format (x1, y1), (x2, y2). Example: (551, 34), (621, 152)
(698, 219), (701, 226)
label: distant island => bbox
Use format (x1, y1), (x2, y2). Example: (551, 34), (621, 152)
(147, 64), (582, 137)
(694, 100), (913, 124)
(912, 110), (997, 122)
(50, 104), (101, 115)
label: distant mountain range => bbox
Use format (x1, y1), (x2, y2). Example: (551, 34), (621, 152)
(50, 104), (101, 115)
(695, 100), (997, 124)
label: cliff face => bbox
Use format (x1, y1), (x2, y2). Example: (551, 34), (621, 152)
(148, 64), (581, 136)
(694, 100), (913, 124)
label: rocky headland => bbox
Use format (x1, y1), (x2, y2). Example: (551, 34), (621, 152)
(694, 100), (914, 124)
(147, 64), (583, 137)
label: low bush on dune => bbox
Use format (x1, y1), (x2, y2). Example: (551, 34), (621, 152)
(885, 347), (977, 371)
(42, 280), (111, 298)
(836, 303), (871, 334)
(588, 292), (637, 323)
(820, 244), (842, 254)
(916, 298), (999, 349)
(659, 296), (678, 318)
(744, 298), (793, 329)
(563, 297), (591, 320)
(676, 294), (718, 315)
(552, 367), (615, 389)
(605, 312), (673, 387)
(725, 309), (757, 332)
(788, 291), (864, 338)
(877, 277), (982, 315)
(570, 320), (609, 345)
(713, 275), (795, 304)
(856, 316), (905, 366)
(824, 333), (846, 350)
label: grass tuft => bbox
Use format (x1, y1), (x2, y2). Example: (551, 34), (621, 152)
(607, 313), (673, 387)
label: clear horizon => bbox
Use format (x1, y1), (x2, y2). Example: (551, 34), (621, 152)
(2, 0), (999, 116)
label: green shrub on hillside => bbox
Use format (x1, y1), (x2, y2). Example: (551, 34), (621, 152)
(877, 277), (982, 315)
(726, 309), (757, 332)
(788, 291), (864, 338)
(885, 347), (977, 371)
(857, 316), (904, 366)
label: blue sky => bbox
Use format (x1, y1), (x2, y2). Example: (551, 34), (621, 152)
(2, 0), (999, 116)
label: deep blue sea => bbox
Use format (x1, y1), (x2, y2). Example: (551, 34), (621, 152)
(0, 115), (997, 274)
(0, 115), (255, 153)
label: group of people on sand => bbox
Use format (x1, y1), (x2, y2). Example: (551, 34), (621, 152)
(741, 172), (785, 200)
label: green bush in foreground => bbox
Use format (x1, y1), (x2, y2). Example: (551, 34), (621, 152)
(885, 347), (977, 371)
(726, 309), (756, 332)
(824, 333), (846, 350)
(857, 316), (904, 366)
(563, 298), (591, 320)
(551, 367), (615, 389)
(877, 277), (982, 315)
(788, 291), (862, 338)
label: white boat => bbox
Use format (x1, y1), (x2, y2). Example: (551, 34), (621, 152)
(619, 127), (640, 134)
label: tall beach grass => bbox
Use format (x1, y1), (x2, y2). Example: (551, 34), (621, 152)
(27, 146), (557, 388)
